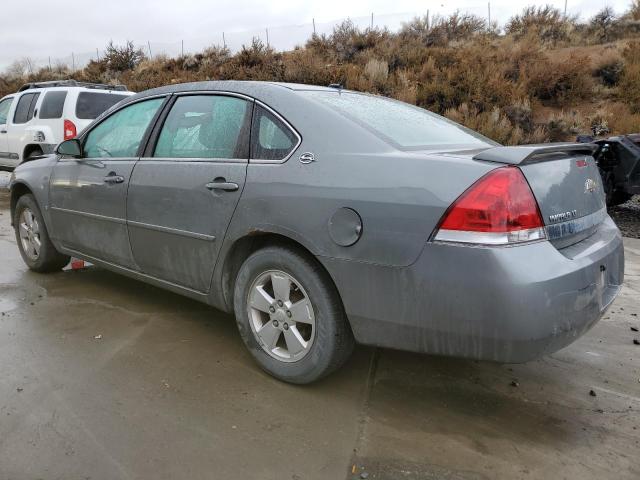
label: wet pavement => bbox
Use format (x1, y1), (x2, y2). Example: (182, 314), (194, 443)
(0, 186), (639, 480)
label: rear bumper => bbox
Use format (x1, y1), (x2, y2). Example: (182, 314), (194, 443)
(320, 216), (624, 363)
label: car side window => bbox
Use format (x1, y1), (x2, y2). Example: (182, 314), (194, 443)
(250, 105), (298, 161)
(0, 98), (13, 124)
(40, 91), (68, 119)
(154, 95), (251, 159)
(83, 98), (164, 158)
(13, 93), (40, 124)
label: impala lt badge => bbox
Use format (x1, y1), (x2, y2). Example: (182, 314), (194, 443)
(549, 210), (578, 223)
(585, 178), (597, 193)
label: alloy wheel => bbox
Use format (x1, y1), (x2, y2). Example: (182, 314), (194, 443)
(247, 270), (316, 362)
(18, 208), (41, 261)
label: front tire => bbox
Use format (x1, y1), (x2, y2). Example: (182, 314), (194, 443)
(13, 194), (70, 272)
(233, 245), (354, 384)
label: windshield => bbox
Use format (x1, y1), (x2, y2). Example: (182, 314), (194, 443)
(303, 90), (494, 150)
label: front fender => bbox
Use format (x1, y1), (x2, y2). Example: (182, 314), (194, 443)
(9, 156), (57, 230)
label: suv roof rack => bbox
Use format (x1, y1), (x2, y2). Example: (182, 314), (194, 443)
(18, 80), (128, 92)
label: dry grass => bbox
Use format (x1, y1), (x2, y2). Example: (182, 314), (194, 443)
(3, 4), (640, 145)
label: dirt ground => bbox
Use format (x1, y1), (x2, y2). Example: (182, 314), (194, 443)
(0, 184), (639, 480)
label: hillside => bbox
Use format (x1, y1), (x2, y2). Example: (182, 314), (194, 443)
(2, 4), (640, 145)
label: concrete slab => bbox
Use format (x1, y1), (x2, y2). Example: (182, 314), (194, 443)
(0, 188), (638, 480)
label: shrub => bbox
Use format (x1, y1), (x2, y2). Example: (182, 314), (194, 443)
(526, 53), (592, 105)
(592, 49), (624, 86)
(545, 110), (586, 141)
(506, 5), (574, 43)
(103, 41), (146, 72)
(363, 58), (388, 88)
(587, 7), (620, 43)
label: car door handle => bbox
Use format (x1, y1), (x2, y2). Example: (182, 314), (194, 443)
(205, 179), (239, 192)
(103, 174), (125, 184)
(0, 130), (6, 134)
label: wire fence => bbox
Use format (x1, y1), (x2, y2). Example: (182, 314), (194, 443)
(8, 1), (603, 73)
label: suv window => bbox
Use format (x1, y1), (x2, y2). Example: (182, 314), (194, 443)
(76, 92), (129, 120)
(0, 97), (13, 124)
(154, 95), (251, 159)
(40, 91), (68, 119)
(84, 98), (164, 158)
(13, 93), (40, 124)
(250, 105), (298, 161)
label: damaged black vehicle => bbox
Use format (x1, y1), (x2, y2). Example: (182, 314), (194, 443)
(590, 134), (640, 206)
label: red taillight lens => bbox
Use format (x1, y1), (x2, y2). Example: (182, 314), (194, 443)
(63, 119), (77, 140)
(434, 167), (545, 245)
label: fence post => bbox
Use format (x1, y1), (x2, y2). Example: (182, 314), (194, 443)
(96, 48), (99, 61)
(371, 12), (374, 29)
(564, 0), (568, 17)
(72, 52), (75, 71)
(426, 10), (430, 30)
(313, 18), (316, 35)
(148, 41), (152, 58)
(181, 40), (184, 56)
(223, 32), (226, 48)
(48, 56), (52, 71)
(488, 2), (491, 28)
(266, 28), (269, 47)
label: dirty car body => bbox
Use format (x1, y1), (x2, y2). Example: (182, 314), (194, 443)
(9, 81), (624, 381)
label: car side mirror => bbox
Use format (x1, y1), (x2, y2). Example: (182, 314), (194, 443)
(56, 139), (82, 158)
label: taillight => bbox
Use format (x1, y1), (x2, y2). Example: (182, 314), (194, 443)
(433, 166), (546, 245)
(63, 119), (77, 140)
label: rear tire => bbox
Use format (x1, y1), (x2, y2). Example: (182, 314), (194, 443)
(233, 245), (354, 384)
(13, 194), (70, 272)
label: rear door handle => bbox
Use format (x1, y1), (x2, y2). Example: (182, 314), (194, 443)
(206, 178), (239, 192)
(104, 174), (125, 184)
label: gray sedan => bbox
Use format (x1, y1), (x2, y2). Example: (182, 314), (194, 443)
(9, 81), (624, 383)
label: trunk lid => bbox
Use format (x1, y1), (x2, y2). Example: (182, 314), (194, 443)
(474, 143), (607, 248)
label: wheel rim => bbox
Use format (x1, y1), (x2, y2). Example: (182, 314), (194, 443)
(18, 208), (41, 261)
(247, 270), (316, 362)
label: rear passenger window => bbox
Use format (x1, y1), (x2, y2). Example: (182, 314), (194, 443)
(40, 91), (67, 119)
(251, 105), (298, 161)
(154, 95), (251, 159)
(13, 93), (39, 124)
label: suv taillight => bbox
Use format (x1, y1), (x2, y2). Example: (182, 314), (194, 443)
(63, 119), (77, 140)
(433, 166), (546, 245)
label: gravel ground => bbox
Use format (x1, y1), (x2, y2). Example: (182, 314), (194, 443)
(1, 170), (638, 237)
(609, 195), (640, 238)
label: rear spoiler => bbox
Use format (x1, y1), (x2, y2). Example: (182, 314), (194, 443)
(473, 143), (598, 165)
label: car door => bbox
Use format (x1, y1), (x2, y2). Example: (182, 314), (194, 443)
(0, 97), (14, 165)
(8, 92), (40, 164)
(49, 97), (166, 267)
(126, 93), (252, 292)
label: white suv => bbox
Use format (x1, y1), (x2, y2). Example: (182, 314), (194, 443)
(0, 80), (134, 169)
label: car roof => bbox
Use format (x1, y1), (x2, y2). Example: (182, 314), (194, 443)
(126, 81), (348, 102)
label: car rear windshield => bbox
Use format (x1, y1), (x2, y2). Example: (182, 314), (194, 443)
(303, 91), (493, 150)
(75, 92), (129, 120)
(40, 91), (68, 119)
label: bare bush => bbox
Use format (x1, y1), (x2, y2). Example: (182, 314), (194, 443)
(103, 41), (146, 72)
(506, 5), (575, 43)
